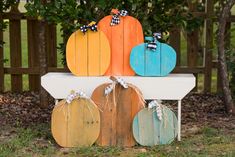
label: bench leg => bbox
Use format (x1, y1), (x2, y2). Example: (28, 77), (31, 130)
(177, 100), (181, 141)
(55, 99), (58, 105)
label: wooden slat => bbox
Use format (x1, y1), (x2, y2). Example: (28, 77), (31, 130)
(46, 24), (57, 67)
(204, 0), (214, 92)
(169, 27), (181, 66)
(4, 67), (69, 74)
(38, 20), (48, 107)
(4, 67), (39, 74)
(9, 3), (22, 92)
(0, 15), (4, 92)
(173, 67), (204, 74)
(28, 20), (40, 91)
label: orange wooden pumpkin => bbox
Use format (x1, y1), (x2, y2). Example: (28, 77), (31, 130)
(91, 77), (145, 146)
(98, 9), (144, 76)
(66, 22), (111, 76)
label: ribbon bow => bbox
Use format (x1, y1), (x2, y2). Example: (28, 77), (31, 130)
(66, 90), (88, 104)
(110, 9), (128, 26)
(148, 100), (162, 121)
(104, 77), (128, 95)
(147, 32), (162, 51)
(80, 21), (98, 34)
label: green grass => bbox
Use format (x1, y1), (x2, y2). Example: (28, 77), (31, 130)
(0, 125), (234, 157)
(2, 2), (235, 92)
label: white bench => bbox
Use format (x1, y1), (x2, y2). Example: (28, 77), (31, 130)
(41, 72), (195, 141)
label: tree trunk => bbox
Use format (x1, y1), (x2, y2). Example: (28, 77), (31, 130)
(217, 0), (235, 115)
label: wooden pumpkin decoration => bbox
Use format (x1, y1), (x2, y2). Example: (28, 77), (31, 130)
(130, 35), (177, 76)
(91, 76), (145, 146)
(98, 9), (144, 76)
(51, 91), (100, 147)
(132, 100), (178, 146)
(66, 22), (111, 76)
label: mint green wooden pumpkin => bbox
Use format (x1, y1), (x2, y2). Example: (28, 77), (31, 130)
(132, 106), (178, 146)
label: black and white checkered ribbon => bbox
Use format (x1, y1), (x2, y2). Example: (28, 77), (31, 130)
(147, 32), (162, 51)
(148, 100), (163, 121)
(66, 90), (88, 104)
(110, 10), (128, 26)
(80, 24), (98, 34)
(104, 77), (128, 95)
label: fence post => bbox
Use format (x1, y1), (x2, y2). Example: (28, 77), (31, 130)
(28, 20), (40, 91)
(187, 2), (200, 91)
(0, 14), (4, 92)
(9, 2), (22, 92)
(169, 27), (181, 66)
(46, 24), (57, 68)
(38, 19), (48, 107)
(204, 0), (214, 92)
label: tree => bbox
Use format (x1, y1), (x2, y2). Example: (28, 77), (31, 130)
(217, 0), (235, 115)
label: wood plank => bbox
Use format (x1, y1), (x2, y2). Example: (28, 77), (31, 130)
(51, 98), (100, 147)
(91, 83), (144, 146)
(27, 20), (40, 91)
(88, 31), (102, 75)
(9, 5), (22, 92)
(38, 20), (48, 107)
(132, 107), (178, 146)
(173, 67), (204, 73)
(46, 24), (57, 67)
(0, 15), (4, 92)
(66, 30), (110, 76)
(130, 39), (176, 76)
(204, 0), (214, 92)
(98, 14), (144, 75)
(169, 27), (181, 66)
(91, 83), (116, 146)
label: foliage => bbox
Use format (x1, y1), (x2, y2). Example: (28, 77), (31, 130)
(0, 0), (16, 51)
(25, 0), (203, 65)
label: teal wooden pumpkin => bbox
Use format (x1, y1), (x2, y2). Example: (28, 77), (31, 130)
(132, 105), (178, 146)
(130, 37), (176, 76)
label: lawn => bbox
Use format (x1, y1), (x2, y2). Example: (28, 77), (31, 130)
(1, 124), (234, 157)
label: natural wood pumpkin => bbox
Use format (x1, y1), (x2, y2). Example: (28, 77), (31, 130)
(91, 77), (145, 146)
(51, 97), (100, 147)
(98, 9), (144, 76)
(132, 105), (178, 146)
(130, 37), (176, 76)
(66, 24), (110, 76)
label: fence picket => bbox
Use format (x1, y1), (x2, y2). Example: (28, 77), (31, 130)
(27, 20), (40, 91)
(9, 3), (22, 92)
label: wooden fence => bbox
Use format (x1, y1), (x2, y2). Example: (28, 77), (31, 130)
(0, 1), (234, 105)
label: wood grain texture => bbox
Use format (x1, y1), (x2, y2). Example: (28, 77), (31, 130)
(132, 106), (178, 146)
(130, 38), (176, 76)
(51, 98), (100, 147)
(98, 15), (144, 76)
(66, 30), (110, 76)
(91, 83), (144, 146)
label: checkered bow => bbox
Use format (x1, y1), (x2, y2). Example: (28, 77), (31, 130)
(147, 32), (162, 51)
(80, 23), (98, 34)
(110, 9), (128, 26)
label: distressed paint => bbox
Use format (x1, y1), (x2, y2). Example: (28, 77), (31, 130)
(132, 106), (178, 146)
(66, 29), (110, 76)
(98, 14), (144, 76)
(130, 37), (176, 76)
(91, 83), (144, 146)
(51, 98), (100, 147)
